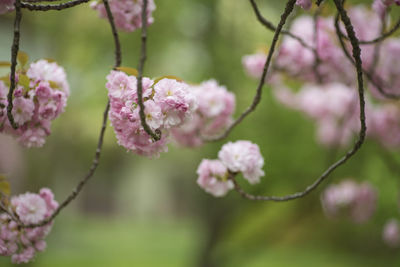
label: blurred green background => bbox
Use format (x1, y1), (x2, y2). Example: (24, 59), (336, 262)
(1, 0), (400, 266)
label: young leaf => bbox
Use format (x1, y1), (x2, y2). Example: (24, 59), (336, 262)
(0, 175), (10, 196)
(17, 51), (29, 67)
(153, 75), (183, 86)
(18, 74), (30, 88)
(116, 67), (138, 76)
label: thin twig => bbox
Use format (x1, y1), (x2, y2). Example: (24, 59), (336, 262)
(18, 0), (121, 228)
(312, 6), (323, 83)
(249, 0), (315, 52)
(338, 17), (400, 45)
(205, 0), (297, 142)
(230, 0), (367, 202)
(7, 0), (22, 130)
(136, 0), (161, 141)
(334, 14), (400, 99)
(21, 0), (90, 11)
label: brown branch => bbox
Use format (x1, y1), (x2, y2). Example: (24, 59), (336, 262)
(6, 0), (22, 130)
(334, 15), (400, 99)
(136, 0), (161, 141)
(21, 0), (90, 11)
(249, 0), (315, 52)
(17, 0), (121, 228)
(205, 0), (297, 142)
(229, 0), (367, 202)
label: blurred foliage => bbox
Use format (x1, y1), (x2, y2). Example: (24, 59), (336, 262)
(1, 0), (400, 266)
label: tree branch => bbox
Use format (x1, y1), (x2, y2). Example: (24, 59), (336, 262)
(249, 0), (315, 52)
(205, 0), (297, 142)
(21, 0), (90, 11)
(229, 0), (367, 202)
(136, 0), (161, 142)
(6, 0), (22, 130)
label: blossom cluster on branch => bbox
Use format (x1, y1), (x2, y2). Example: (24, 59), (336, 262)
(0, 59), (69, 147)
(0, 188), (58, 264)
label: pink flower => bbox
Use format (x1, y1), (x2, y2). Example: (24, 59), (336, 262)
(172, 79), (235, 147)
(196, 159), (233, 197)
(218, 140), (265, 184)
(321, 180), (377, 223)
(12, 193), (47, 224)
(91, 0), (156, 32)
(0, 0), (15, 14)
(383, 219), (400, 247)
(242, 53), (267, 79)
(296, 0), (312, 10)
(11, 96), (35, 126)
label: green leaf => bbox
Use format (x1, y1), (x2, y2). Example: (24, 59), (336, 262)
(49, 80), (59, 89)
(17, 51), (29, 67)
(18, 74), (30, 88)
(116, 67), (138, 77)
(0, 61), (11, 68)
(0, 175), (10, 196)
(153, 75), (183, 86)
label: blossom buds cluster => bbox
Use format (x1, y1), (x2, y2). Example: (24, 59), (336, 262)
(171, 80), (235, 147)
(106, 71), (196, 157)
(197, 140), (265, 197)
(0, 59), (70, 147)
(91, 0), (156, 32)
(0, 188), (58, 264)
(321, 180), (377, 223)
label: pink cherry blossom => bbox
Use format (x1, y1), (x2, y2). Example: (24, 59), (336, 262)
(321, 180), (377, 223)
(196, 159), (233, 197)
(383, 219), (400, 247)
(0, 0), (15, 14)
(1, 188), (58, 264)
(11, 95), (35, 126)
(172, 79), (235, 147)
(91, 0), (156, 32)
(296, 0), (312, 10)
(218, 140), (265, 184)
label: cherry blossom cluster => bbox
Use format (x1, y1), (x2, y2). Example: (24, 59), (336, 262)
(197, 140), (264, 197)
(320, 179), (377, 223)
(106, 71), (197, 157)
(243, 3), (400, 148)
(91, 0), (156, 32)
(0, 188), (58, 264)
(0, 59), (70, 147)
(171, 80), (235, 147)
(383, 219), (400, 247)
(0, 0), (15, 15)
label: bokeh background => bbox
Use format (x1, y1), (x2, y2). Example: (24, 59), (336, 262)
(1, 0), (400, 266)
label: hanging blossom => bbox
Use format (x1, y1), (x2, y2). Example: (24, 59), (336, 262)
(296, 0), (312, 10)
(242, 3), (400, 149)
(382, 219), (400, 247)
(0, 59), (70, 148)
(196, 140), (265, 197)
(171, 79), (235, 147)
(320, 180), (377, 223)
(106, 71), (197, 157)
(0, 188), (58, 264)
(0, 0), (15, 15)
(91, 0), (156, 32)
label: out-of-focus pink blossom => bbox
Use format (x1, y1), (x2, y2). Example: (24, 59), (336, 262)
(218, 140), (265, 184)
(196, 159), (233, 197)
(321, 180), (377, 223)
(172, 79), (235, 147)
(91, 0), (156, 32)
(0, 0), (15, 14)
(383, 219), (400, 247)
(1, 188), (58, 264)
(296, 0), (312, 10)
